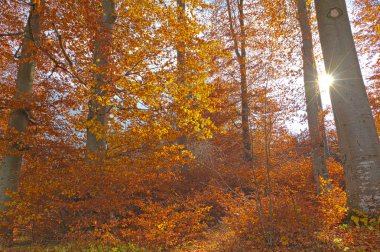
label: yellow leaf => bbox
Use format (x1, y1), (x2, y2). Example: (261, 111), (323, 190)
(360, 217), (368, 226)
(280, 236), (289, 246)
(351, 215), (359, 226)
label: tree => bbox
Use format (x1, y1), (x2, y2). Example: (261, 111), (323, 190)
(0, 0), (42, 210)
(0, 0), (43, 244)
(226, 0), (253, 162)
(176, 0), (187, 146)
(314, 0), (380, 213)
(86, 0), (116, 156)
(296, 0), (330, 192)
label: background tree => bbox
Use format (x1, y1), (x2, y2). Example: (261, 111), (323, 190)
(0, 0), (42, 212)
(296, 0), (330, 192)
(226, 0), (253, 162)
(86, 0), (116, 156)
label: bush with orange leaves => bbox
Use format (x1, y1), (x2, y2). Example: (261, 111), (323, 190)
(120, 200), (211, 249)
(198, 154), (353, 251)
(1, 143), (213, 249)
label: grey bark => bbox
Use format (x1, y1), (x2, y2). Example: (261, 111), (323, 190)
(0, 1), (41, 211)
(314, 0), (380, 213)
(226, 0), (253, 162)
(296, 0), (330, 193)
(86, 0), (116, 153)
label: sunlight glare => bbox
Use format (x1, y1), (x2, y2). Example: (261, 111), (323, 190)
(318, 73), (334, 91)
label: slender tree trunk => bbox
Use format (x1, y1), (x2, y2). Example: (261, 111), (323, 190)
(176, 0), (187, 146)
(0, 1), (42, 211)
(315, 0), (380, 213)
(226, 0), (253, 162)
(86, 0), (116, 154)
(177, 0), (185, 85)
(296, 0), (330, 193)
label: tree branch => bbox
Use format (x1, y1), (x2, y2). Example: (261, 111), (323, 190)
(0, 31), (24, 37)
(52, 23), (74, 66)
(226, 0), (241, 59)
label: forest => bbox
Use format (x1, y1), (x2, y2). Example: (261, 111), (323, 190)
(0, 0), (379, 251)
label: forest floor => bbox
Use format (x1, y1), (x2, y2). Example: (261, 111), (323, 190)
(3, 223), (380, 252)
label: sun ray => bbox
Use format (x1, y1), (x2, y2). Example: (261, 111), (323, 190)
(318, 73), (334, 91)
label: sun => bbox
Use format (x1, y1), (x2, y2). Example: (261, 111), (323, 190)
(318, 73), (334, 91)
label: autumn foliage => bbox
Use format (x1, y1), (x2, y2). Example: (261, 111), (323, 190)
(0, 0), (379, 251)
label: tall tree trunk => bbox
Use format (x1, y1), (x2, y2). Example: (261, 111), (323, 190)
(296, 0), (330, 193)
(226, 0), (253, 162)
(0, 0), (42, 211)
(177, 0), (185, 85)
(86, 0), (116, 154)
(0, 1), (42, 245)
(314, 0), (380, 213)
(176, 0), (187, 146)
